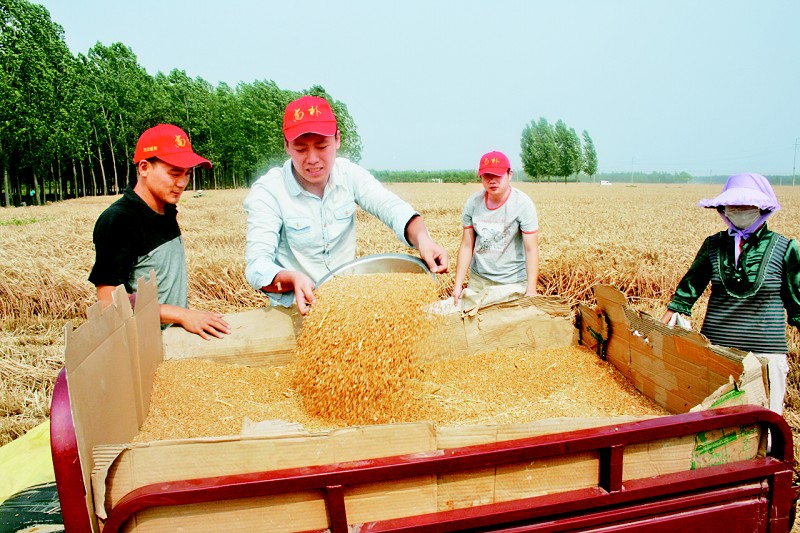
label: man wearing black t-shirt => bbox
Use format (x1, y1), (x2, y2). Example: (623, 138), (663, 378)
(88, 124), (230, 339)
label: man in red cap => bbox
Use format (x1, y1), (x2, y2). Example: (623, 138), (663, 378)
(244, 95), (449, 314)
(89, 124), (230, 339)
(449, 150), (539, 314)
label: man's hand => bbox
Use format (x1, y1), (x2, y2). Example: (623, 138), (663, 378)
(290, 271), (317, 315)
(418, 239), (450, 274)
(262, 270), (317, 315)
(176, 308), (231, 340)
(660, 310), (675, 325)
(405, 215), (450, 274)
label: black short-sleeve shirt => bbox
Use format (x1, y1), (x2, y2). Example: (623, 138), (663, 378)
(88, 186), (188, 308)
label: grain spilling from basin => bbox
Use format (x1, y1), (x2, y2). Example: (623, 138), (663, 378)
(291, 272), (441, 425)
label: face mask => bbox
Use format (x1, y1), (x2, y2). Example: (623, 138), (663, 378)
(724, 206), (761, 229)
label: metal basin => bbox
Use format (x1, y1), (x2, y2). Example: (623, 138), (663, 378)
(317, 253), (433, 286)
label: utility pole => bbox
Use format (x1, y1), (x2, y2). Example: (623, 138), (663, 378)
(793, 138), (798, 187)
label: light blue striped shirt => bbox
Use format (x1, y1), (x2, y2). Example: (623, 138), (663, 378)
(244, 158), (417, 307)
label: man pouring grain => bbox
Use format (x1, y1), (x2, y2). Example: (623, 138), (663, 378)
(89, 124), (230, 340)
(244, 95), (449, 314)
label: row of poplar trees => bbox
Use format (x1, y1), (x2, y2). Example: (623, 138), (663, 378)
(0, 0), (362, 207)
(520, 118), (598, 183)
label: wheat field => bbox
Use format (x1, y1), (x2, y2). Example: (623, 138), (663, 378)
(2, 182), (799, 457)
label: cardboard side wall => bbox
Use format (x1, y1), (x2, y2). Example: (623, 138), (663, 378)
(160, 294), (578, 366)
(99, 423), (439, 531)
(64, 275), (163, 531)
(578, 285), (747, 414)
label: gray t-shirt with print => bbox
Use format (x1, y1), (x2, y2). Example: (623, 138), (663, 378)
(462, 187), (538, 284)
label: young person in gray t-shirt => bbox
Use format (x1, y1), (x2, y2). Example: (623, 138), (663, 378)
(451, 151), (539, 311)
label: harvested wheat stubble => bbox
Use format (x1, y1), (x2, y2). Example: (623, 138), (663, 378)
(291, 272), (442, 425)
(135, 346), (669, 442)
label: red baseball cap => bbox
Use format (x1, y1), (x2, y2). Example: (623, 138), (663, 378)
(478, 151), (511, 177)
(283, 95), (338, 141)
(133, 124), (212, 169)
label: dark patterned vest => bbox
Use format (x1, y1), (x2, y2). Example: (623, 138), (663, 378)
(701, 232), (790, 353)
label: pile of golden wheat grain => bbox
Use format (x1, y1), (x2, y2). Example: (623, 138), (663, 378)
(136, 344), (668, 442)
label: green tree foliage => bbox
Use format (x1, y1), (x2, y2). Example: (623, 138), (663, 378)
(307, 85), (362, 163)
(554, 120), (582, 183)
(81, 42), (156, 193)
(232, 79), (287, 182)
(0, 0), (363, 206)
(521, 117), (598, 184)
(0, 0), (74, 205)
(520, 118), (559, 182)
(582, 130), (598, 179)
(371, 169), (476, 183)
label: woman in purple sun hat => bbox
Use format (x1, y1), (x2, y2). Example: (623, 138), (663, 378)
(661, 173), (800, 416)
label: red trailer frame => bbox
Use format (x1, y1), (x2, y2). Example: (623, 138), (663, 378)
(51, 367), (798, 532)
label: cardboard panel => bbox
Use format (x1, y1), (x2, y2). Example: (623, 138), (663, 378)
(331, 423), (436, 462)
(102, 423), (437, 514)
(586, 285), (750, 415)
(633, 373), (695, 414)
(462, 298), (576, 355)
(65, 284), (143, 530)
(604, 327), (633, 379)
(425, 296), (576, 359)
(65, 288), (131, 374)
(334, 424), (438, 520)
(345, 475), (437, 523)
(104, 435), (333, 510)
(125, 492), (328, 533)
(495, 452), (599, 501)
(593, 285), (629, 325)
(628, 343), (709, 407)
(161, 307), (302, 367)
(622, 436), (695, 481)
(130, 273), (163, 425)
(437, 467), (496, 511)
(435, 425), (499, 511)
(162, 295), (575, 366)
(691, 354), (769, 413)
(691, 425), (761, 469)
(577, 304), (602, 353)
(436, 425), (498, 449)
(434, 418), (645, 511)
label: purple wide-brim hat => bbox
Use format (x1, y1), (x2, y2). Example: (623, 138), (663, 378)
(697, 173), (781, 211)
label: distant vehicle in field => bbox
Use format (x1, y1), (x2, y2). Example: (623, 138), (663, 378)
(600, 180), (612, 185)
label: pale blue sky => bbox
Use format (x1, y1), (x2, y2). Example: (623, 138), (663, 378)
(37, 0), (800, 176)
